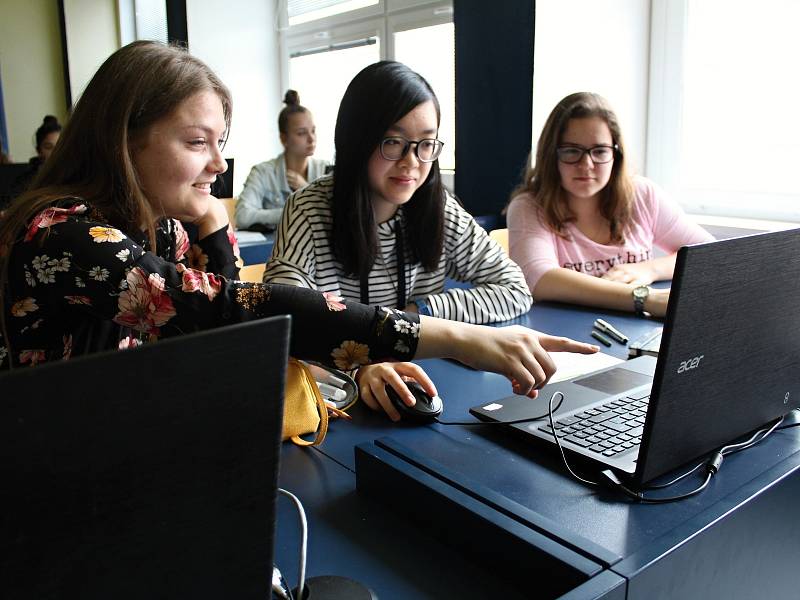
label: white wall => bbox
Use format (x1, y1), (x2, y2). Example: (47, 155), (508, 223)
(62, 0), (120, 105)
(532, 0), (651, 174)
(0, 0), (67, 161)
(187, 0), (283, 196)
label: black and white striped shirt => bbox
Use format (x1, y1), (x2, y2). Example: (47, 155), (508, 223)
(263, 175), (532, 324)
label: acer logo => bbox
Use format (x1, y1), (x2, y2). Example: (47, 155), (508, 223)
(677, 355), (704, 374)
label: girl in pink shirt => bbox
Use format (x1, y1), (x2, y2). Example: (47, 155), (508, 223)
(508, 92), (713, 317)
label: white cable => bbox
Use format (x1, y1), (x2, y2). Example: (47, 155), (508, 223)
(278, 488), (308, 600)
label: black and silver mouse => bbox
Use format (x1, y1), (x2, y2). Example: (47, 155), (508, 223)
(385, 381), (444, 423)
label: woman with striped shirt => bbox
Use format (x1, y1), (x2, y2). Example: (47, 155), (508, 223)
(264, 61), (536, 420)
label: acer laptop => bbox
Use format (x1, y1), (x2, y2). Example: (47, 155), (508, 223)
(0, 316), (290, 599)
(470, 228), (800, 485)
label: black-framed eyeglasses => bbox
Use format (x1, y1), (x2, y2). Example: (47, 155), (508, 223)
(380, 136), (444, 163)
(556, 144), (618, 165)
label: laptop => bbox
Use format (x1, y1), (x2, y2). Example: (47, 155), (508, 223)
(471, 228), (800, 486)
(0, 316), (290, 599)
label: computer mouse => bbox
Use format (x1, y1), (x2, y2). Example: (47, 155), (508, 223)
(384, 380), (444, 423)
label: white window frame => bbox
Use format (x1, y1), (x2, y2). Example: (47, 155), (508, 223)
(281, 0), (453, 107)
(385, 1), (453, 59)
(285, 19), (384, 63)
(280, 0), (454, 182)
(646, 0), (800, 224)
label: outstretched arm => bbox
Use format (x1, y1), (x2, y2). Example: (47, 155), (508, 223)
(416, 317), (599, 397)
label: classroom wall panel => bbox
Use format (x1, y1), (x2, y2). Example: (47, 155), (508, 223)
(0, 0), (67, 161)
(62, 0), (120, 106)
(187, 0), (283, 197)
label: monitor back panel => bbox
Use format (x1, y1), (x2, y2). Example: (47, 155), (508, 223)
(638, 229), (800, 483)
(0, 317), (290, 599)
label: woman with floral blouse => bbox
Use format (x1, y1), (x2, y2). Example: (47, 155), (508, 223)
(0, 41), (597, 416)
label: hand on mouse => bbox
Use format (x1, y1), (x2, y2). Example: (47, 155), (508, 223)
(415, 319), (599, 398)
(355, 362), (437, 422)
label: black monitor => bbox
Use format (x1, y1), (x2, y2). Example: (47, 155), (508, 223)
(212, 157), (235, 197)
(0, 316), (291, 598)
(0, 163), (33, 208)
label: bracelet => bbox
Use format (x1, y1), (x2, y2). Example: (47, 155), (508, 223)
(414, 297), (432, 316)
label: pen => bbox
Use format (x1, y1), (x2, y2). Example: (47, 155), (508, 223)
(591, 330), (612, 347)
(593, 318), (629, 344)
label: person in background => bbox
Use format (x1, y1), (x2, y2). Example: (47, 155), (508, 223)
(0, 41), (598, 418)
(264, 61), (535, 419)
(34, 116), (62, 162)
(235, 91), (330, 231)
(13, 115), (62, 195)
(507, 92), (713, 318)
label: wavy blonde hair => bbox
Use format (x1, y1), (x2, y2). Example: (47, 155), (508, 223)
(0, 41), (232, 364)
(511, 92), (634, 243)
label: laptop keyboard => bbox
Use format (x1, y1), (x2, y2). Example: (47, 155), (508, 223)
(538, 394), (650, 458)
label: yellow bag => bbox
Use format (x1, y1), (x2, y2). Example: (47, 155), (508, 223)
(282, 358), (329, 446)
(282, 359), (355, 446)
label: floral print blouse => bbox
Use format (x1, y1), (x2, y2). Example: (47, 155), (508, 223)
(0, 201), (420, 371)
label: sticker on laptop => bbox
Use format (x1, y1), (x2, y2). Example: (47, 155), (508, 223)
(482, 403), (504, 411)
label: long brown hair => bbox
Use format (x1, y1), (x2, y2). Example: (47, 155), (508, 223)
(511, 92), (634, 243)
(0, 40), (232, 360)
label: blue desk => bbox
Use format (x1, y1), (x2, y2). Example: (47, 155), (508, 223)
(275, 445), (532, 599)
(235, 230), (273, 265)
(273, 299), (800, 599)
(318, 300), (658, 472)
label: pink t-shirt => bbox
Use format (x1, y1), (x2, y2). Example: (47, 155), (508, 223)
(507, 176), (714, 291)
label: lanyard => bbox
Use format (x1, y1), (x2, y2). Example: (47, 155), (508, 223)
(360, 224), (406, 309)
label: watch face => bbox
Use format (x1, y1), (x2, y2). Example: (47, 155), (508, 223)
(633, 286), (649, 300)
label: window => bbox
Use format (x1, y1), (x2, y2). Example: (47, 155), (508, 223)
(392, 20), (454, 170)
(283, 1), (454, 169)
(648, 0), (800, 222)
(289, 0), (380, 27)
(118, 0), (168, 44)
(289, 40), (381, 162)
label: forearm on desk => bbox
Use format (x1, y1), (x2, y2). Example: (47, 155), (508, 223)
(643, 253), (678, 281)
(534, 268), (640, 312)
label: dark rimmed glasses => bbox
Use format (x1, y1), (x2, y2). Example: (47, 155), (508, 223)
(380, 136), (444, 163)
(556, 144), (618, 165)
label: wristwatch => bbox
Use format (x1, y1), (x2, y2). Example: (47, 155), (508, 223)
(632, 285), (651, 316)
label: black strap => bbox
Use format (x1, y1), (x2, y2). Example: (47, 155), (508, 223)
(360, 265), (369, 305)
(360, 222), (406, 309)
(396, 230), (406, 309)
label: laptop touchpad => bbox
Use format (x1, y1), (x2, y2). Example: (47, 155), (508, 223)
(574, 368), (652, 395)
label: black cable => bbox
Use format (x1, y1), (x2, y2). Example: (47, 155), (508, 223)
(437, 393), (794, 503)
(603, 469), (715, 504)
(546, 391), (602, 487)
(642, 460), (706, 489)
(547, 394), (786, 503)
(645, 414), (788, 490)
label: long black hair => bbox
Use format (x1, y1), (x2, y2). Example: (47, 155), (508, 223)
(331, 61), (445, 277)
